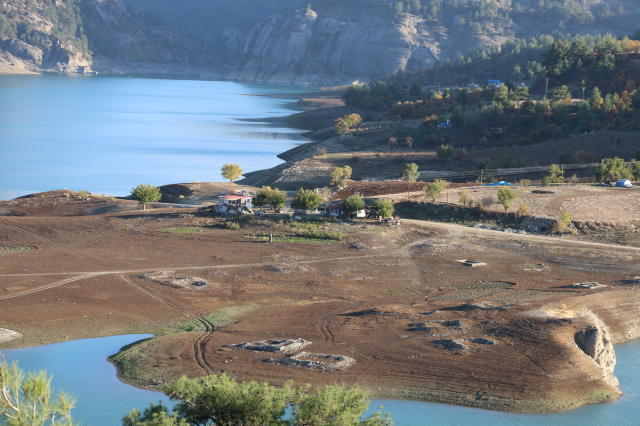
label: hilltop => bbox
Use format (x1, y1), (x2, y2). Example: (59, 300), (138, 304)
(1, 0), (639, 82)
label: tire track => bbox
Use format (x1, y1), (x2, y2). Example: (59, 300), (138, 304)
(118, 274), (215, 374)
(0, 273), (102, 300)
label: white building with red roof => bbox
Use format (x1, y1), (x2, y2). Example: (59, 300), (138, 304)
(215, 193), (253, 215)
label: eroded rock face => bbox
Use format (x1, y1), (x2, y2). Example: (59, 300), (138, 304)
(2, 38), (43, 64)
(229, 8), (508, 85)
(575, 315), (618, 387)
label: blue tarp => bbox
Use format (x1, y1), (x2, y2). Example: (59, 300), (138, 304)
(483, 181), (514, 186)
(616, 179), (633, 188)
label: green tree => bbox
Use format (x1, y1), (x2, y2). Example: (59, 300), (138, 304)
(335, 114), (362, 134)
(293, 384), (392, 426)
(497, 187), (517, 212)
(436, 144), (454, 161)
(590, 87), (602, 109)
(221, 163), (243, 182)
(342, 194), (365, 215)
(544, 164), (564, 183)
(330, 167), (345, 187)
(551, 85), (571, 101)
(423, 179), (448, 202)
(593, 157), (632, 182)
(291, 188), (324, 212)
(493, 85), (509, 105)
(123, 402), (186, 426)
(253, 186), (272, 208)
(450, 106), (465, 128)
(342, 165), (353, 182)
(630, 160), (640, 182)
(0, 357), (76, 426)
(459, 188), (470, 206)
(409, 82), (422, 97)
(267, 188), (288, 209)
(129, 375), (391, 426)
(394, 1), (404, 13)
(370, 199), (394, 218)
(401, 163), (420, 182)
(131, 184), (162, 210)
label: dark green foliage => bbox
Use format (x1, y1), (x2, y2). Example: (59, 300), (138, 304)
(291, 188), (324, 211)
(127, 374), (392, 426)
(370, 199), (394, 218)
(342, 194), (365, 214)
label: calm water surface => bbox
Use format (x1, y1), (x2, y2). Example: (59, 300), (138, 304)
(0, 74), (316, 200)
(2, 335), (640, 425)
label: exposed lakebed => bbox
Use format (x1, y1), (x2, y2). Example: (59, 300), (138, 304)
(2, 334), (640, 426)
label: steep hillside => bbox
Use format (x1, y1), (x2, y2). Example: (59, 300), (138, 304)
(228, 0), (640, 85)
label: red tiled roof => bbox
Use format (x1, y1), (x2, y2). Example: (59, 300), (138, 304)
(325, 202), (343, 210)
(221, 194), (252, 200)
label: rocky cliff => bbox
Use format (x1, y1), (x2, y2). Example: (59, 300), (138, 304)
(227, 8), (509, 85)
(226, 0), (640, 85)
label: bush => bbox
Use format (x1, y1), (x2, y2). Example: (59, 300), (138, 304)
(436, 144), (454, 161)
(518, 203), (529, 216)
(423, 179), (449, 201)
(217, 221), (240, 229)
(371, 199), (395, 217)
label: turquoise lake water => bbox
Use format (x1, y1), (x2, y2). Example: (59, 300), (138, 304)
(2, 334), (640, 425)
(0, 74), (316, 200)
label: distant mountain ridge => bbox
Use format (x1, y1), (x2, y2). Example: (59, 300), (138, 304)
(1, 0), (639, 83)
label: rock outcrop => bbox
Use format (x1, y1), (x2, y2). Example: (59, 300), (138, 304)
(228, 8), (509, 85)
(574, 313), (618, 388)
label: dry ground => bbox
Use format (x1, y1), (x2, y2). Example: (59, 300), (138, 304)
(1, 191), (640, 413)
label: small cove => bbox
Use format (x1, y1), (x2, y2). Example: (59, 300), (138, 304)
(2, 335), (640, 425)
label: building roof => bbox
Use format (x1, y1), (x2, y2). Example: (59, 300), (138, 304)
(325, 202), (343, 210)
(220, 194), (252, 200)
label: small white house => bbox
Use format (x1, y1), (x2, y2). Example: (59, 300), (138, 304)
(323, 202), (366, 218)
(214, 193), (253, 215)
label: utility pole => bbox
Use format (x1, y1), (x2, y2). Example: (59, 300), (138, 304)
(545, 78), (549, 97)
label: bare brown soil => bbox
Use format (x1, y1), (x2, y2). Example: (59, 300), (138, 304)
(1, 190), (640, 413)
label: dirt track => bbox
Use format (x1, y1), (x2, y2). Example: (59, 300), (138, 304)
(1, 190), (640, 413)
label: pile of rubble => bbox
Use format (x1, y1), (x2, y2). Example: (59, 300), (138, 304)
(432, 339), (469, 352)
(226, 338), (310, 353)
(266, 352), (355, 371)
(0, 328), (23, 344)
(139, 271), (212, 289)
(571, 282), (607, 290)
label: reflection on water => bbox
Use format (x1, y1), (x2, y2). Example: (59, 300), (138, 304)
(2, 336), (640, 426)
(0, 75), (318, 199)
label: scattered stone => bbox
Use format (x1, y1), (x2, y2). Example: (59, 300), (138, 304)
(139, 271), (212, 289)
(420, 310), (439, 316)
(433, 339), (468, 352)
(456, 259), (486, 267)
(468, 337), (498, 345)
(0, 328), (23, 343)
(465, 302), (511, 311)
(226, 338), (310, 353)
(266, 352), (355, 371)
(571, 282), (607, 290)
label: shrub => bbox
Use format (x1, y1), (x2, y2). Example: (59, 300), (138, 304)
(335, 113), (362, 134)
(401, 163), (420, 182)
(218, 221), (240, 229)
(423, 179), (449, 201)
(519, 179), (531, 186)
(518, 203), (529, 216)
(371, 199), (394, 217)
(436, 144), (454, 161)
(315, 146), (327, 157)
(541, 176), (551, 187)
(497, 187), (517, 212)
(459, 189), (470, 206)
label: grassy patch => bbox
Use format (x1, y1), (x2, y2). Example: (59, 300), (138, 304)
(176, 305), (260, 334)
(161, 227), (200, 234)
(0, 246), (38, 256)
(384, 289), (422, 296)
(435, 281), (515, 301)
